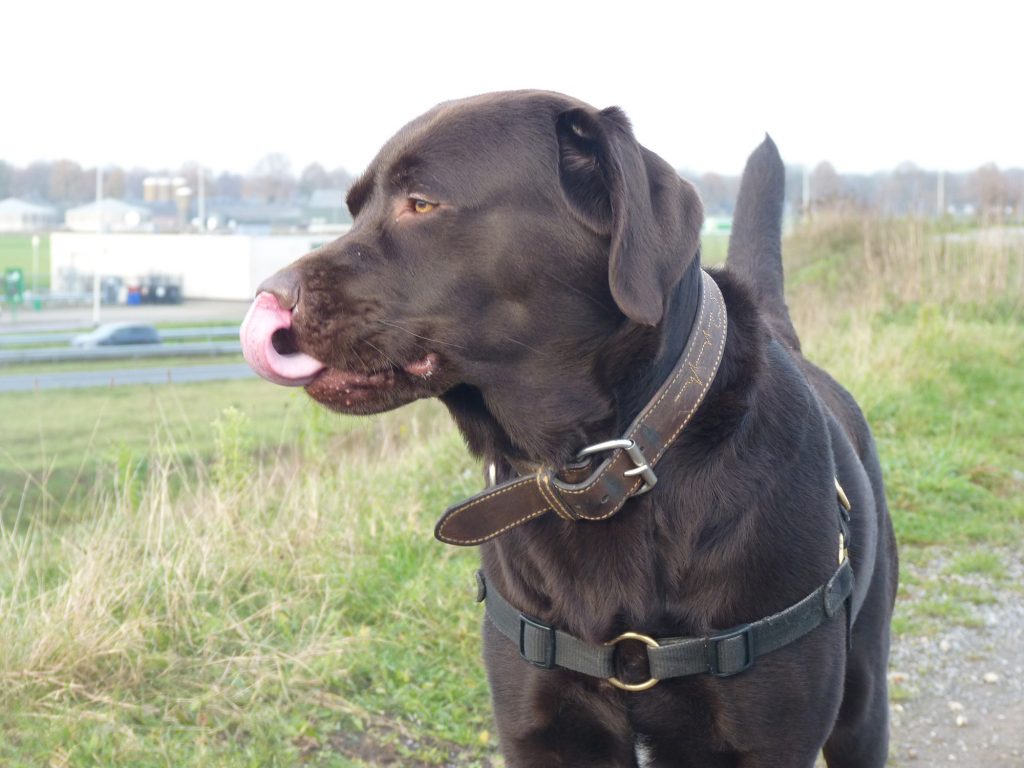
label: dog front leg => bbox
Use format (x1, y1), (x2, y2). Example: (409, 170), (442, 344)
(483, 621), (638, 767)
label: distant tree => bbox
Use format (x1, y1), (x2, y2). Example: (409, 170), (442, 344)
(123, 167), (149, 199)
(328, 166), (356, 191)
(695, 172), (734, 216)
(1004, 169), (1024, 216)
(214, 171), (244, 200)
(48, 160), (84, 202)
(298, 163), (330, 197)
(969, 163), (1008, 215)
(246, 153), (296, 202)
(104, 166), (127, 200)
(15, 161), (51, 200)
(879, 162), (931, 216)
(839, 173), (877, 210)
(0, 160), (12, 198)
(810, 161), (841, 207)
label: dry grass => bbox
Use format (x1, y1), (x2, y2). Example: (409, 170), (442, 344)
(0, 400), (491, 765)
(786, 214), (1023, 376)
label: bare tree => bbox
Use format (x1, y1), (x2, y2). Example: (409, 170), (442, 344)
(123, 168), (149, 200)
(298, 163), (330, 197)
(695, 172), (735, 216)
(969, 163), (1008, 215)
(103, 166), (126, 200)
(14, 161), (51, 200)
(214, 171), (244, 200)
(245, 153), (296, 202)
(810, 161), (841, 207)
(880, 162), (930, 216)
(328, 166), (356, 191)
(0, 160), (12, 198)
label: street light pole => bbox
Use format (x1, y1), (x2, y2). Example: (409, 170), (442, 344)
(93, 165), (103, 326)
(31, 234), (40, 295)
(198, 164), (206, 231)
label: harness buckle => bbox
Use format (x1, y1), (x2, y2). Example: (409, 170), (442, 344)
(519, 614), (557, 669)
(706, 624), (755, 677)
(576, 439), (658, 495)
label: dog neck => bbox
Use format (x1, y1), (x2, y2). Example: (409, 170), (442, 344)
(440, 256), (706, 474)
(604, 257), (703, 437)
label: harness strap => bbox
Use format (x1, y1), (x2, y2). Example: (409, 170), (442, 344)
(478, 558), (854, 688)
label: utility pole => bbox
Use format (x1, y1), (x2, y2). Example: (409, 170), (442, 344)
(937, 170), (945, 218)
(31, 234), (40, 295)
(802, 166), (811, 220)
(93, 165), (103, 326)
(198, 164), (206, 231)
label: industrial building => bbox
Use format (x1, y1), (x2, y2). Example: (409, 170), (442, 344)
(49, 232), (345, 301)
(0, 198), (58, 232)
(64, 199), (153, 232)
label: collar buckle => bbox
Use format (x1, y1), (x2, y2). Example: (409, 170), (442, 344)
(576, 439), (658, 496)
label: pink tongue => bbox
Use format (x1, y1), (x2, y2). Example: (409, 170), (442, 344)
(240, 292), (326, 386)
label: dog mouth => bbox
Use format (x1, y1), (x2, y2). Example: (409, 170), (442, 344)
(240, 291), (442, 413)
(302, 347), (441, 412)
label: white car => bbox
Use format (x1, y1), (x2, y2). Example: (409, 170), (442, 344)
(71, 323), (161, 348)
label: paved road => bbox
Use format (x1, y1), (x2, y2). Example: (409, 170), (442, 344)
(0, 341), (242, 364)
(0, 300), (248, 333)
(0, 326), (241, 346)
(0, 363), (256, 392)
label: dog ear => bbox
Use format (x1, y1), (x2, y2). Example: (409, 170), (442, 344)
(556, 106), (703, 326)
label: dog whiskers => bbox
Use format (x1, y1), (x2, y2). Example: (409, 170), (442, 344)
(375, 319), (467, 350)
(348, 343), (373, 374)
(546, 272), (616, 313)
(362, 339), (402, 371)
(505, 336), (542, 354)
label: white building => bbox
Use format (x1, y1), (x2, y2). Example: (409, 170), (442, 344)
(49, 232), (340, 300)
(0, 198), (58, 232)
(64, 198), (152, 232)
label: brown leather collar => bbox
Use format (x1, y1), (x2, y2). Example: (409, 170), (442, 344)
(435, 269), (728, 546)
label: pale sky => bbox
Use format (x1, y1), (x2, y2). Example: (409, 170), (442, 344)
(3, 1), (1022, 177)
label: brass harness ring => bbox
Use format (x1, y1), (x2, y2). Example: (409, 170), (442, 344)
(605, 631), (660, 692)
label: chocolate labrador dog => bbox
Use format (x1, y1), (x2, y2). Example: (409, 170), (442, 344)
(241, 90), (897, 767)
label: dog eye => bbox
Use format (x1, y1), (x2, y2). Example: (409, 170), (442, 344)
(412, 198), (437, 214)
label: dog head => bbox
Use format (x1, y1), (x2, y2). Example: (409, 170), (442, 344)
(241, 90), (703, 458)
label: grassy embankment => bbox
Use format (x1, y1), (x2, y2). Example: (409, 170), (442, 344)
(1, 216), (1021, 766)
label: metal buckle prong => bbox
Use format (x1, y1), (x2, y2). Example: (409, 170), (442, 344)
(576, 439), (658, 495)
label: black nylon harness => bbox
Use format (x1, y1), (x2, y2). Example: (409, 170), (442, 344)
(476, 489), (855, 690)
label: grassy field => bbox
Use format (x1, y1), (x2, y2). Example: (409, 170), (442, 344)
(1, 215), (1021, 765)
(0, 234), (50, 292)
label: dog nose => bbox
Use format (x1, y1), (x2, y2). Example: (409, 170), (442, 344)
(256, 268), (300, 311)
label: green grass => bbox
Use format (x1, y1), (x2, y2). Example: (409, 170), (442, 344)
(0, 234), (50, 291)
(0, 214), (1021, 764)
(947, 550), (1005, 578)
(1, 399), (490, 767)
(805, 310), (1024, 548)
(0, 378), (299, 519)
(700, 231), (729, 266)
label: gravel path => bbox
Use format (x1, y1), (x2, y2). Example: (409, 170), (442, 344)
(887, 550), (1023, 766)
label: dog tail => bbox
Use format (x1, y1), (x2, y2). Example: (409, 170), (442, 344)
(726, 134), (801, 351)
